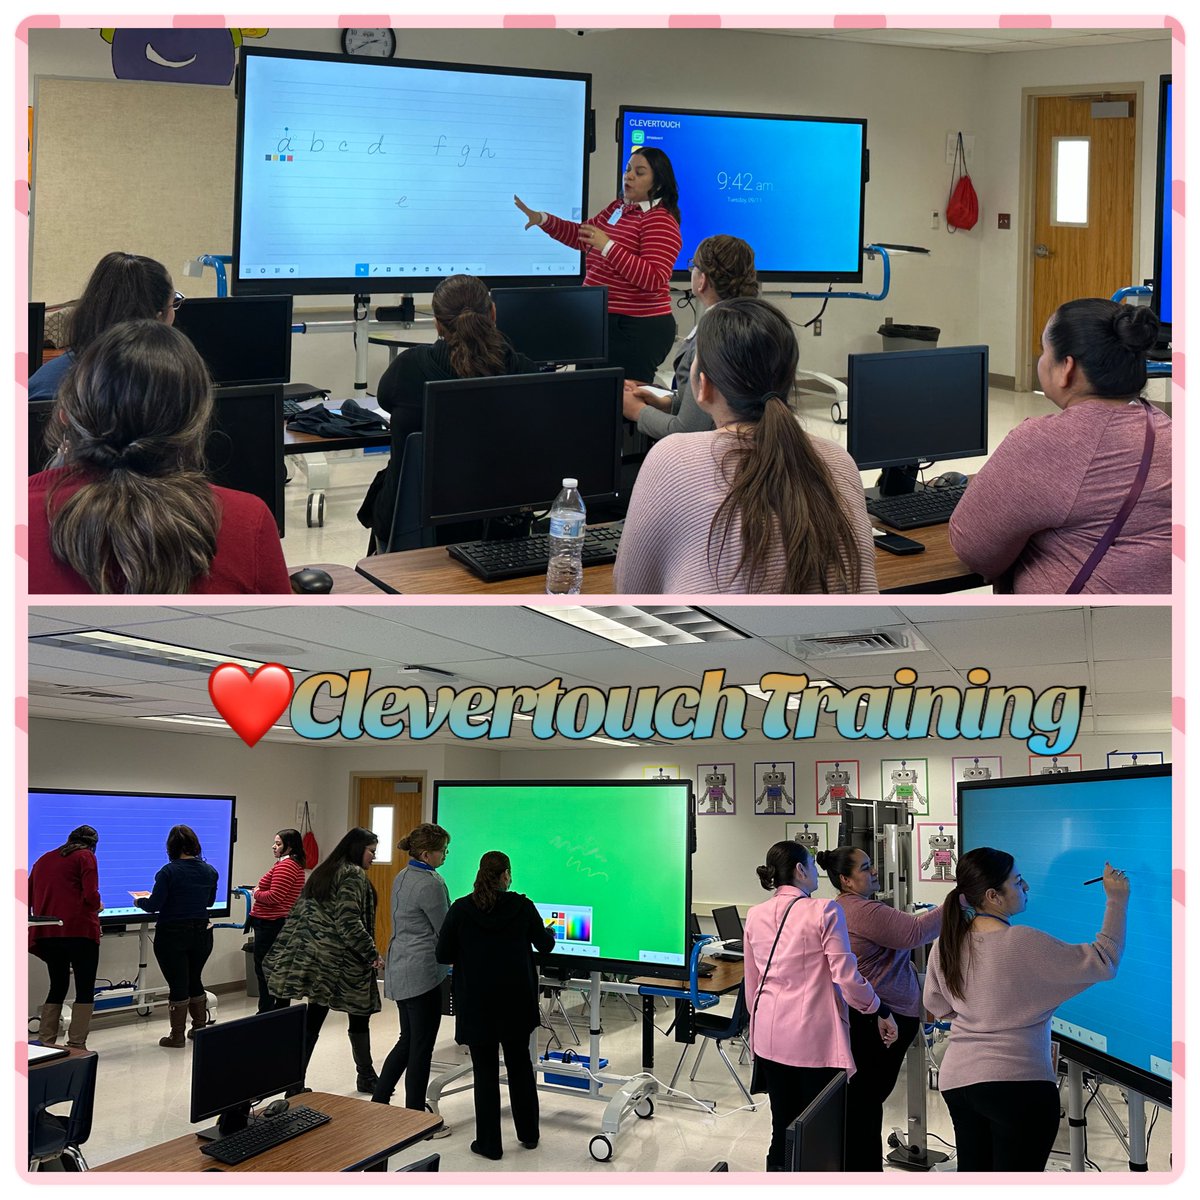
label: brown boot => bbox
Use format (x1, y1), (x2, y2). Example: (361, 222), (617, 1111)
(186, 995), (210, 1040)
(66, 1002), (93, 1050)
(159, 1001), (188, 1048)
(38, 1003), (63, 1045)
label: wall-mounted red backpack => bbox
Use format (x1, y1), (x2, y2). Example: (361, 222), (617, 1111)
(946, 132), (979, 232)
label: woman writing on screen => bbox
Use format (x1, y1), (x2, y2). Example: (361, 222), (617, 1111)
(948, 298), (1171, 593)
(28, 250), (180, 402)
(359, 274), (537, 551)
(247, 828), (306, 1012)
(923, 850), (1128, 1171)
(28, 319), (292, 594)
(621, 234), (758, 441)
(744, 840), (897, 1171)
(134, 824), (219, 1048)
(817, 845), (942, 1170)
(436, 851), (556, 1160)
(612, 297), (877, 594)
(373, 823), (453, 1134)
(265, 828), (383, 1094)
(29, 825), (103, 1050)
(515, 147), (683, 384)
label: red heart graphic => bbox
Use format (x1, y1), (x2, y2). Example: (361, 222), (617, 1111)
(208, 664), (294, 747)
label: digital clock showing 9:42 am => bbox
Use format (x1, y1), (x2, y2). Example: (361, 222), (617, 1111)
(716, 171), (774, 192)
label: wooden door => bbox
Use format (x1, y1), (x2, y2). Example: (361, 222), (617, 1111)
(356, 776), (424, 954)
(1031, 94), (1136, 378)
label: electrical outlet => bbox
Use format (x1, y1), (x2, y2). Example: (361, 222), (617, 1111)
(931, 211), (940, 230)
(998, 213), (1011, 230)
(813, 319), (822, 337)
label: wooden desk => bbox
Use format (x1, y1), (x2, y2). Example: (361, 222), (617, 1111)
(289, 563), (384, 596)
(284, 426), (389, 456)
(630, 959), (744, 1071)
(355, 520), (980, 595)
(94, 1092), (439, 1173)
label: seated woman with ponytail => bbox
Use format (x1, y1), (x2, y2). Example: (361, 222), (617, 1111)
(361, 274), (537, 550)
(613, 297), (877, 594)
(28, 319), (291, 594)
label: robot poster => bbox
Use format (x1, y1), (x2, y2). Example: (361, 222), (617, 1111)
(918, 822), (959, 884)
(814, 759), (859, 816)
(880, 757), (930, 815)
(696, 763), (736, 816)
(951, 755), (1002, 813)
(1028, 753), (1083, 775)
(753, 760), (797, 816)
(785, 820), (831, 858)
(1106, 751), (1165, 769)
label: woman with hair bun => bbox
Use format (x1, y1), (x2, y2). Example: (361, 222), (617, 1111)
(362, 274), (537, 550)
(28, 319), (291, 594)
(924, 849), (1128, 1171)
(622, 233), (759, 441)
(950, 298), (1171, 592)
(613, 297), (876, 594)
(817, 845), (941, 1170)
(436, 851), (556, 1161)
(373, 823), (452, 1128)
(744, 840), (897, 1171)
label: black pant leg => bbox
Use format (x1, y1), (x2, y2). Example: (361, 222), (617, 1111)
(70, 938), (101, 1003)
(501, 1032), (539, 1144)
(187, 924), (214, 996)
(607, 313), (677, 383)
(152, 924), (190, 1001)
(845, 1010), (920, 1170)
(403, 985), (444, 1111)
(38, 941), (73, 1005)
(252, 918), (286, 1011)
(374, 1000), (411, 1103)
(941, 1084), (995, 1171)
(303, 1002), (330, 1072)
(764, 1061), (840, 1170)
(468, 1041), (503, 1156)
(962, 1080), (1061, 1171)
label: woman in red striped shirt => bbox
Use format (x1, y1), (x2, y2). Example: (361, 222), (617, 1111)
(249, 828), (306, 1012)
(515, 148), (682, 383)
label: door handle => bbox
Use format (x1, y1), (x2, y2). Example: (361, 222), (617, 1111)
(1034, 243), (1053, 259)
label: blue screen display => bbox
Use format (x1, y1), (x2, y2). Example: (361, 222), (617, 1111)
(28, 790), (236, 921)
(619, 108), (866, 280)
(1155, 80), (1172, 326)
(959, 769), (1172, 1095)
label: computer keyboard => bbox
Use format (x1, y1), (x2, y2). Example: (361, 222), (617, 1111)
(199, 1105), (331, 1165)
(448, 522), (624, 582)
(725, 940), (743, 954)
(865, 484), (967, 530)
(282, 399), (303, 418)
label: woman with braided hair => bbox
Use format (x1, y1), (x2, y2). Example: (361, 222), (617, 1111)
(28, 318), (290, 593)
(613, 296), (877, 593)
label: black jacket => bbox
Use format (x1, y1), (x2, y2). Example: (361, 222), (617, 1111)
(435, 890), (556, 1045)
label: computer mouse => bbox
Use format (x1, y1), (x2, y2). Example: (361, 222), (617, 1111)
(289, 567), (334, 594)
(933, 471), (968, 489)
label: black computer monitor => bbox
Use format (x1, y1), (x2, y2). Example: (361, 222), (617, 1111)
(421, 369), (623, 525)
(784, 1069), (847, 1170)
(28, 302), (46, 377)
(847, 345), (989, 495)
(711, 905), (743, 941)
(191, 1005), (309, 1137)
(208, 384), (286, 537)
(689, 913), (703, 941)
(174, 296), (293, 387)
(492, 285), (608, 366)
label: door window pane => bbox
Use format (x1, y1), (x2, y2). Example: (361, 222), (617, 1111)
(370, 805), (394, 864)
(1052, 138), (1089, 226)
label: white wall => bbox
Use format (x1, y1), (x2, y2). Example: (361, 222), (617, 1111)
(27, 26), (1169, 390)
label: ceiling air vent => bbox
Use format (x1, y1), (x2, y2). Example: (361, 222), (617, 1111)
(784, 628), (930, 659)
(29, 682), (139, 703)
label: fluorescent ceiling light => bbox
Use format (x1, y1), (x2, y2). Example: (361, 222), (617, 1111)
(139, 714), (292, 732)
(30, 630), (274, 673)
(531, 605), (747, 647)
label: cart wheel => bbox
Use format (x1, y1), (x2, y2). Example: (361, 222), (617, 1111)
(589, 1134), (614, 1162)
(137, 1006), (152, 1017)
(831, 400), (845, 425)
(306, 492), (326, 528)
(634, 1097), (654, 1119)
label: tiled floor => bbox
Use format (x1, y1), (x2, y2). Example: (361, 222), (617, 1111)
(279, 386), (1056, 576)
(66, 988), (1170, 1175)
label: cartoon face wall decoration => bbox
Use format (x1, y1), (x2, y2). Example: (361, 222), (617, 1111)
(763, 770), (786, 789)
(704, 772), (726, 791)
(892, 766), (918, 789)
(961, 761), (992, 782)
(825, 767), (850, 790)
(102, 28), (267, 86)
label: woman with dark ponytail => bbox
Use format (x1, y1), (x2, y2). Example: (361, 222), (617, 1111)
(924, 849), (1129, 1171)
(744, 840), (897, 1171)
(817, 845), (941, 1170)
(28, 319), (291, 593)
(613, 297), (877, 593)
(362, 274), (537, 549)
(950, 297), (1171, 592)
(436, 851), (556, 1160)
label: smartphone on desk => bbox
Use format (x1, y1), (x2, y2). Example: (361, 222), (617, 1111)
(873, 529), (925, 556)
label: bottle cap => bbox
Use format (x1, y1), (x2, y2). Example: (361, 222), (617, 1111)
(562, 478), (578, 488)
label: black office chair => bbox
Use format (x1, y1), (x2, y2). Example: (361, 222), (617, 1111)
(28, 1051), (98, 1171)
(395, 1152), (440, 1172)
(382, 432), (435, 553)
(668, 983), (755, 1109)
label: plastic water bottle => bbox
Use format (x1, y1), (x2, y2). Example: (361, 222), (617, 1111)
(545, 478), (586, 595)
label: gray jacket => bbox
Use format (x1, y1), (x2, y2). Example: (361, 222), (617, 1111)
(636, 326), (713, 441)
(382, 864), (450, 1001)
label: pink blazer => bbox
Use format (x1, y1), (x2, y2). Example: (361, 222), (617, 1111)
(743, 886), (881, 1076)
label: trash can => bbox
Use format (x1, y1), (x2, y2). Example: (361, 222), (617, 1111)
(879, 323), (940, 351)
(244, 940), (259, 999)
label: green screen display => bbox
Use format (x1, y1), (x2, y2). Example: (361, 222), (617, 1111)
(434, 780), (693, 971)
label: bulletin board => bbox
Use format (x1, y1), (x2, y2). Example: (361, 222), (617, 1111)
(31, 76), (235, 304)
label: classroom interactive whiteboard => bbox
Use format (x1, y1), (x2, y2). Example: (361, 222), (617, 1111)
(233, 48), (591, 295)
